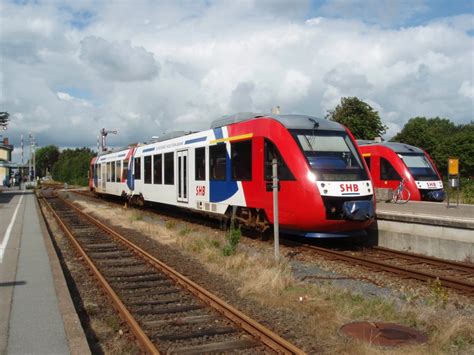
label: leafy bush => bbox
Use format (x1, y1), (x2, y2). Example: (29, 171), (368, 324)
(446, 178), (474, 204)
(223, 225), (241, 256)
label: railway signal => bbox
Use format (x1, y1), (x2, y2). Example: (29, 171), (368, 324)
(100, 128), (118, 152)
(447, 158), (460, 208)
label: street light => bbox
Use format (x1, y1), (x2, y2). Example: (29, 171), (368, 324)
(28, 133), (36, 182)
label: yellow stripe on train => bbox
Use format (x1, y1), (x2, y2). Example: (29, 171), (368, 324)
(210, 133), (253, 144)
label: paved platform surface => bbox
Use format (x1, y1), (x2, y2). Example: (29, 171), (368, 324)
(375, 200), (474, 229)
(0, 189), (89, 355)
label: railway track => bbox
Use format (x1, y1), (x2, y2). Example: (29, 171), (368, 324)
(40, 193), (304, 354)
(69, 188), (474, 296)
(299, 244), (474, 296)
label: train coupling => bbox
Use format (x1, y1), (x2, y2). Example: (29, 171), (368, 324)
(342, 200), (374, 221)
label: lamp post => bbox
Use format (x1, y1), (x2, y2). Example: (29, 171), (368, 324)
(28, 133), (36, 182)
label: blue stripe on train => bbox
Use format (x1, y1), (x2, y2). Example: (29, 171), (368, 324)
(185, 136), (207, 145)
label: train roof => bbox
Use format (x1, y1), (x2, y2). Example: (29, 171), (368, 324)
(357, 140), (425, 154)
(210, 112), (345, 131)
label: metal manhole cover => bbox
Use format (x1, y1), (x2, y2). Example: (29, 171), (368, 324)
(340, 322), (428, 347)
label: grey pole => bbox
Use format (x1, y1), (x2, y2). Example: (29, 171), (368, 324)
(272, 158), (279, 261)
(28, 133), (32, 182)
(32, 138), (36, 181)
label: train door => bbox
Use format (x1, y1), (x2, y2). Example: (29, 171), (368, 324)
(101, 163), (106, 189)
(177, 150), (188, 203)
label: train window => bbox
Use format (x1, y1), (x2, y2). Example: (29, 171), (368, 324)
(153, 154), (162, 184)
(116, 161), (121, 182)
(264, 139), (294, 181)
(144, 156), (152, 184)
(210, 144), (227, 180)
(134, 157), (141, 180)
(122, 160), (128, 181)
(364, 157), (371, 170)
(164, 152), (174, 185)
(380, 158), (401, 181)
(231, 140), (252, 181)
(97, 164), (101, 179)
(195, 147), (206, 181)
(111, 161), (116, 182)
(107, 162), (111, 182)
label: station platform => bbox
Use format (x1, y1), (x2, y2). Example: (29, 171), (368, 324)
(371, 201), (474, 262)
(0, 189), (89, 354)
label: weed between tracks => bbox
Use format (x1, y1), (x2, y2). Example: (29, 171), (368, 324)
(72, 197), (474, 354)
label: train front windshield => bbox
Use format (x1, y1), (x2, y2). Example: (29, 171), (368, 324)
(291, 129), (368, 181)
(399, 153), (438, 181)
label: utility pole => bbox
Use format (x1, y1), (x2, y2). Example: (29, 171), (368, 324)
(28, 133), (36, 182)
(21, 134), (24, 181)
(28, 133), (32, 182)
(272, 158), (280, 261)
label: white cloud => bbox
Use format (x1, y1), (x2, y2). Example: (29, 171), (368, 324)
(79, 36), (159, 81)
(459, 80), (473, 100)
(0, 0), (473, 158)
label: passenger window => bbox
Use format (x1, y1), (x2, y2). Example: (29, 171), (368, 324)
(122, 160), (128, 181)
(107, 162), (111, 182)
(111, 161), (116, 182)
(231, 140), (252, 181)
(364, 157), (371, 170)
(164, 152), (174, 185)
(144, 156), (152, 184)
(134, 157), (141, 180)
(115, 161), (121, 182)
(195, 147), (206, 181)
(210, 144), (227, 180)
(153, 154), (162, 184)
(380, 158), (401, 181)
(264, 139), (294, 180)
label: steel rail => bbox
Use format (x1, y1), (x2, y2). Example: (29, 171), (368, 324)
(40, 196), (160, 354)
(372, 246), (474, 273)
(305, 245), (474, 295)
(73, 189), (473, 296)
(54, 195), (304, 354)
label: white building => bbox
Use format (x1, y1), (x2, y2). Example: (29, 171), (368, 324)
(0, 138), (14, 186)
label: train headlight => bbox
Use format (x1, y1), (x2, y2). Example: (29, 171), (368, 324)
(307, 171), (317, 183)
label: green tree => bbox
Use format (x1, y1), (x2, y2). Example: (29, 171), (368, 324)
(391, 117), (473, 177)
(326, 97), (388, 139)
(52, 147), (96, 186)
(35, 145), (60, 177)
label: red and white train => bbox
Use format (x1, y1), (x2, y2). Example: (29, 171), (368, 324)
(357, 141), (445, 202)
(89, 113), (375, 237)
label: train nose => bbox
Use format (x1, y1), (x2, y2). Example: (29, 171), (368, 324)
(342, 200), (375, 221)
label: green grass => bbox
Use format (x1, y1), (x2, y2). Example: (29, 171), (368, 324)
(165, 220), (176, 229)
(129, 211), (143, 222)
(179, 227), (191, 236)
